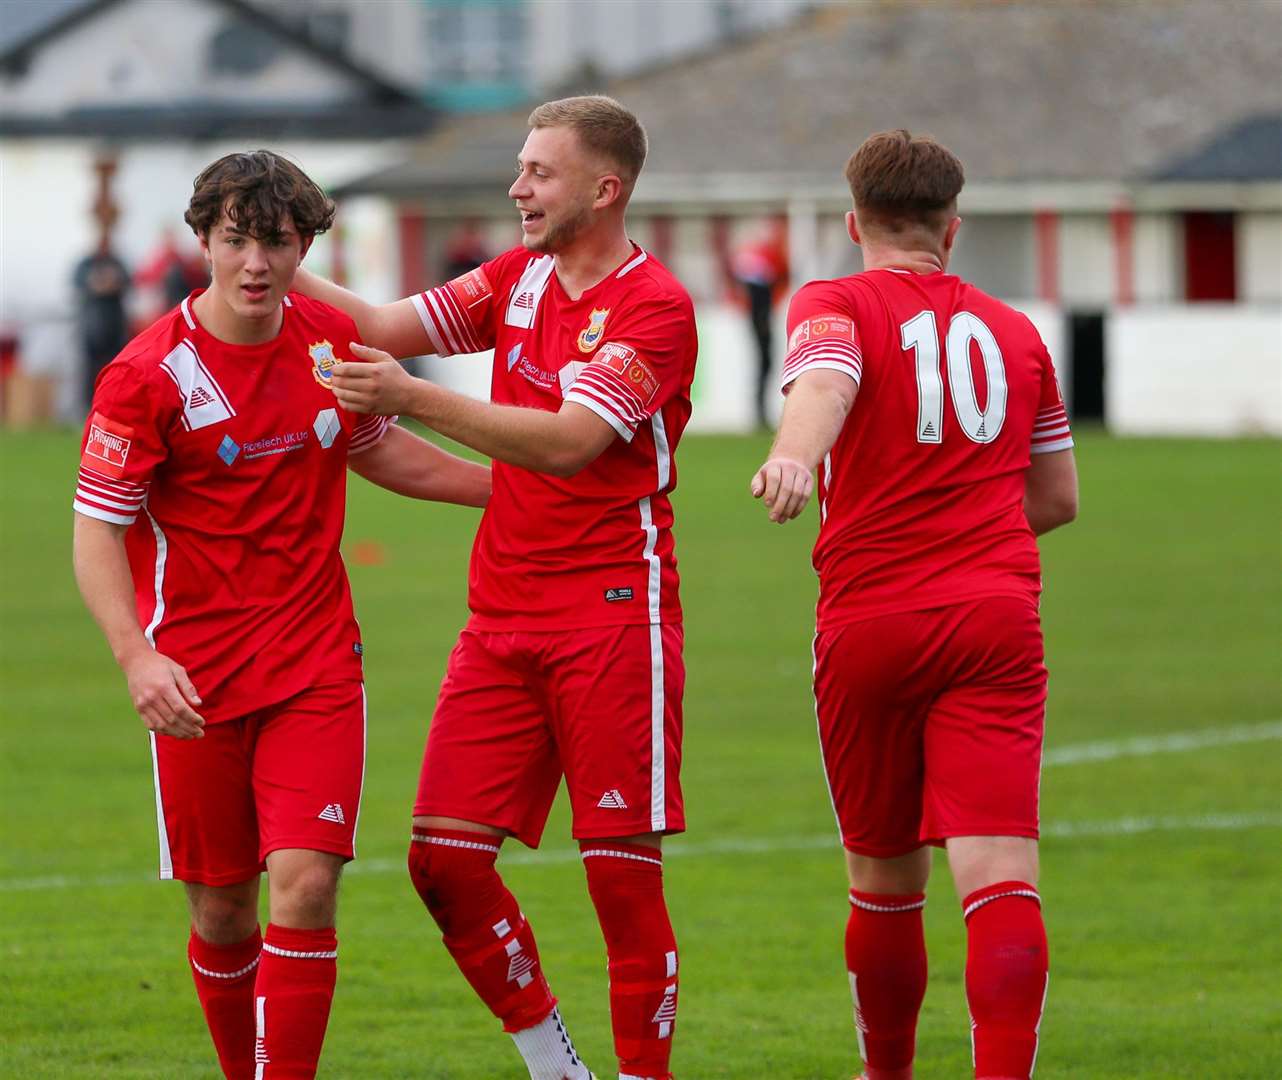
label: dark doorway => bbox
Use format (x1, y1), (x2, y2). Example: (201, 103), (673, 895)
(1069, 311), (1105, 422)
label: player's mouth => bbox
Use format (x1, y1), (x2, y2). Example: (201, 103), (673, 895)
(241, 283), (270, 302)
(519, 209), (544, 230)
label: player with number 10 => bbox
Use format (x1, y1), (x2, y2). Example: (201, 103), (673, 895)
(751, 129), (1078, 1080)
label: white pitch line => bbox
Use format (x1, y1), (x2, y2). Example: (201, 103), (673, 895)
(1, 813), (1278, 894)
(1, 723), (1277, 894)
(1042, 720), (1282, 767)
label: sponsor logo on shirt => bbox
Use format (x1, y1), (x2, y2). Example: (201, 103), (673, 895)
(791, 313), (856, 353)
(217, 435), (241, 466)
(604, 587), (633, 602)
(83, 413), (133, 477)
(310, 340), (340, 389)
(595, 341), (659, 407)
(313, 408), (340, 449)
(576, 307), (610, 352)
(557, 359), (586, 397)
(241, 430), (310, 460)
(447, 266), (493, 309)
(507, 343), (523, 371)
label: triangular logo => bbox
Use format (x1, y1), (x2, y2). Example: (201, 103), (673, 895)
(317, 804), (346, 824)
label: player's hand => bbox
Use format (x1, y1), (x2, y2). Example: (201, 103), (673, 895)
(750, 456), (814, 523)
(331, 343), (418, 415)
(121, 648), (205, 739)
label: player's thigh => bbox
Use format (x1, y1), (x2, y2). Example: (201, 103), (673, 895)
(152, 720), (260, 886)
(922, 598), (1047, 843)
(251, 681), (367, 864)
(415, 629), (561, 847)
(543, 623), (685, 840)
(814, 617), (938, 857)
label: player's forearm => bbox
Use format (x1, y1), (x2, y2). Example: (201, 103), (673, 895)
(349, 425), (490, 506)
(72, 515), (151, 666)
(404, 380), (582, 476)
(293, 270), (429, 360)
(770, 375), (855, 471)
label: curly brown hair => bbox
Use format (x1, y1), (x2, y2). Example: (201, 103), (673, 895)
(184, 150), (335, 241)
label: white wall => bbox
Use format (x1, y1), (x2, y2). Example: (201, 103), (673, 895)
(1239, 212), (1282, 304)
(1107, 306), (1282, 435)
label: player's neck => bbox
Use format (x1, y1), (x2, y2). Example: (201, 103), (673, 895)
(552, 224), (636, 301)
(192, 286), (284, 346)
(862, 247), (946, 275)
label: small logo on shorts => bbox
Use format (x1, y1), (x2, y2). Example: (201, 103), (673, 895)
(604, 587), (633, 603)
(353, 642), (363, 655)
(596, 789), (628, 809)
(317, 804), (346, 824)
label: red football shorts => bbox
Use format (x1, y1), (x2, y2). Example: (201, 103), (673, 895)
(149, 681), (367, 885)
(813, 597), (1047, 857)
(415, 623), (685, 848)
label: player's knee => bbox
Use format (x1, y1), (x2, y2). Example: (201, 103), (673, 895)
(188, 883), (258, 944)
(269, 864), (340, 928)
(407, 831), (504, 938)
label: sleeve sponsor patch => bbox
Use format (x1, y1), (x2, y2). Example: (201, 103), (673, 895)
(82, 412), (134, 478)
(447, 267), (493, 309)
(594, 342), (659, 406)
(788, 313), (856, 353)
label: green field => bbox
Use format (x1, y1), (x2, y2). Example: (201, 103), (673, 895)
(1, 429), (1279, 1079)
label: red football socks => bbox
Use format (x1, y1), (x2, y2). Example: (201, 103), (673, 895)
(581, 841), (678, 1080)
(251, 923), (338, 1078)
(845, 890), (928, 1080)
(962, 881), (1049, 1080)
(408, 829), (557, 1033)
(188, 926), (262, 1080)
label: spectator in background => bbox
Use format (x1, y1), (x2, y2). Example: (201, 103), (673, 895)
(71, 241), (130, 413)
(441, 218), (493, 282)
(732, 217), (789, 428)
(135, 225), (207, 324)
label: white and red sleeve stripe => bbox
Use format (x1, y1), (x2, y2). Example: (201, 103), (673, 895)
(564, 364), (651, 442)
(780, 340), (864, 391)
(73, 467), (148, 525)
(411, 284), (485, 357)
(1030, 403), (1074, 454)
(348, 413), (394, 455)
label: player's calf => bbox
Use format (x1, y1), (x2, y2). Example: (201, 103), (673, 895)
(409, 828), (592, 1080)
(581, 840), (678, 1080)
(845, 889), (927, 1080)
(962, 881), (1048, 1080)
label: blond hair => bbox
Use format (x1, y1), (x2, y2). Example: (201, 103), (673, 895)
(528, 95), (648, 185)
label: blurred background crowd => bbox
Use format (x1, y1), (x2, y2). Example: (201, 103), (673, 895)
(1, 0), (1278, 434)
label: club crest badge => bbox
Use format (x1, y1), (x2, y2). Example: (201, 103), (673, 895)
(577, 308), (610, 353)
(310, 340), (339, 389)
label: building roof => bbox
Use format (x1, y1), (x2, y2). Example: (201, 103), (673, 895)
(338, 0), (1282, 206)
(0, 0), (434, 138)
(1154, 113), (1282, 182)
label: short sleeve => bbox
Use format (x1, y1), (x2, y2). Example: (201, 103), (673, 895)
(348, 413), (394, 455)
(410, 250), (518, 357)
(74, 362), (174, 525)
(1030, 344), (1074, 455)
(780, 281), (864, 393)
(562, 298), (693, 443)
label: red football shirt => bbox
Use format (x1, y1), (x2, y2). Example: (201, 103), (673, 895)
(782, 268), (1073, 631)
(74, 292), (392, 723)
(412, 244), (696, 629)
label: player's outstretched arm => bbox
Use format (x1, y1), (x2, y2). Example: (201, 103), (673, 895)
(292, 268), (434, 360)
(331, 344), (617, 476)
(751, 368), (858, 523)
(72, 514), (205, 738)
(348, 424), (491, 506)
(1024, 447), (1079, 535)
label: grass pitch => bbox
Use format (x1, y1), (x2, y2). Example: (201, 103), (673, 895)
(1, 428), (1279, 1078)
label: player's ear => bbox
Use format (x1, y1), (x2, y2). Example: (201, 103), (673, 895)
(846, 210), (862, 248)
(594, 174), (623, 211)
(943, 216), (962, 253)
(298, 235), (314, 262)
(197, 230), (213, 264)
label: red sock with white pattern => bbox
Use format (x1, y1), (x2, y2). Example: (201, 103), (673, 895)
(581, 841), (678, 1080)
(188, 926), (262, 1080)
(962, 881), (1049, 1080)
(846, 890), (927, 1080)
(251, 923), (338, 1078)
